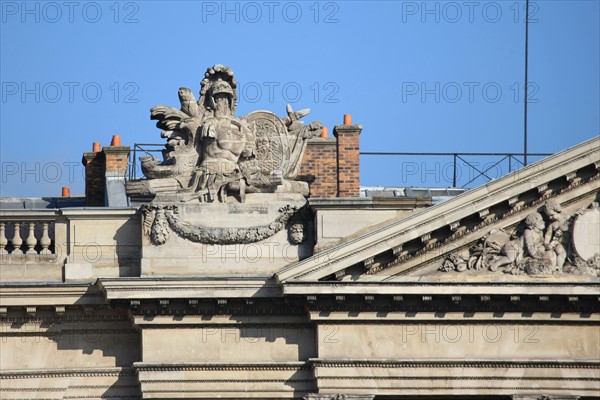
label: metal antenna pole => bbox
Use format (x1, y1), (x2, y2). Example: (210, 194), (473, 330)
(524, 0), (529, 166)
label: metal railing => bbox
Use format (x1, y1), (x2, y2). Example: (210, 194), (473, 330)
(129, 143), (165, 180)
(360, 152), (552, 188)
(128, 143), (552, 189)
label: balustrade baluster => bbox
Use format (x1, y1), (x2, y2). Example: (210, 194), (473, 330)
(40, 222), (51, 255)
(11, 222), (23, 254)
(0, 223), (7, 254)
(26, 222), (37, 254)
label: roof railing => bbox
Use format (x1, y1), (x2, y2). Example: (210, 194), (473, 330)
(360, 152), (552, 188)
(128, 143), (552, 189)
(128, 143), (165, 180)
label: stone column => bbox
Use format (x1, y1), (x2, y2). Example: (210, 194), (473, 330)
(333, 122), (362, 198)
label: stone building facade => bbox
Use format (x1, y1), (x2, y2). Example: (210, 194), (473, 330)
(1, 66), (599, 399)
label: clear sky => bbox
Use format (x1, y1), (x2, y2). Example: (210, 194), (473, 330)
(1, 0), (599, 197)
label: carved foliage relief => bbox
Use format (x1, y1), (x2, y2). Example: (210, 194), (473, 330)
(141, 204), (307, 246)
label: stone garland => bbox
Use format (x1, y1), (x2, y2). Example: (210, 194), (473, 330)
(142, 204), (299, 245)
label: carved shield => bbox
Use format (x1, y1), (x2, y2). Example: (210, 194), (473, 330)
(242, 111), (290, 186)
(572, 207), (600, 261)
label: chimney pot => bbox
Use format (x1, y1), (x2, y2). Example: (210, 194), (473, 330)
(111, 135), (121, 146)
(343, 114), (352, 125)
(320, 126), (329, 138)
(61, 187), (71, 197)
(92, 142), (101, 152)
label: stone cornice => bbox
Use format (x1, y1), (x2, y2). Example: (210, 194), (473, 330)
(131, 314), (308, 326)
(309, 197), (432, 210)
(99, 277), (282, 300)
(305, 310), (600, 323)
(308, 359), (600, 369)
(281, 281), (600, 295)
(309, 359), (600, 394)
(0, 284), (104, 307)
(0, 367), (140, 400)
(60, 208), (138, 218)
(282, 282), (600, 315)
(0, 209), (61, 219)
(134, 361), (309, 372)
(0, 208), (138, 220)
(135, 362), (316, 397)
(0, 367), (135, 379)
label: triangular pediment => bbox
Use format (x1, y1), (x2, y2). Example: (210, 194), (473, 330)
(276, 137), (600, 285)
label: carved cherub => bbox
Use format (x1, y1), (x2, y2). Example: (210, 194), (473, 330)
(522, 212), (558, 273)
(488, 232), (523, 272)
(541, 199), (570, 269)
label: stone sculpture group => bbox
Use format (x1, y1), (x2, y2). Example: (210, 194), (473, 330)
(135, 65), (319, 246)
(140, 64), (322, 203)
(440, 200), (600, 277)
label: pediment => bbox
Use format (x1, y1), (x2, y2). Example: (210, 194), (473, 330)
(276, 137), (600, 285)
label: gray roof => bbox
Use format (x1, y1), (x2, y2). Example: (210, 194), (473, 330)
(0, 196), (86, 210)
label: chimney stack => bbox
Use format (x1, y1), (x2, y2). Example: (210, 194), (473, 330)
(82, 137), (130, 206)
(334, 117), (362, 198)
(299, 115), (362, 198)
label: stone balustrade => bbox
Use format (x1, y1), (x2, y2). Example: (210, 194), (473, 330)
(0, 220), (54, 255)
(0, 208), (141, 282)
(0, 210), (61, 256)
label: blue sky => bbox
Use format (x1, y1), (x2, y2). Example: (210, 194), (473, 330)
(1, 0), (599, 197)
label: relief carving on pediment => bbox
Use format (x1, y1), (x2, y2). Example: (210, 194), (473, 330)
(440, 200), (600, 277)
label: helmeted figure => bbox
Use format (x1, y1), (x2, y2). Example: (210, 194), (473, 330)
(189, 77), (254, 202)
(136, 64), (321, 203)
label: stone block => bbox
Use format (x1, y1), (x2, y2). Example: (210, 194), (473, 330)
(64, 262), (93, 282)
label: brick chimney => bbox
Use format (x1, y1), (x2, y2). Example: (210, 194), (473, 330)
(299, 116), (362, 198)
(82, 136), (130, 206)
(82, 144), (106, 206)
(334, 117), (362, 197)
